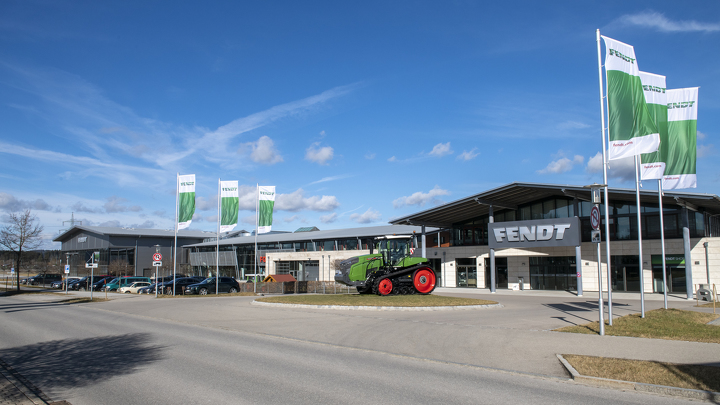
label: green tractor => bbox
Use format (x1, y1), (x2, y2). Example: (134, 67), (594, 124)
(334, 235), (437, 296)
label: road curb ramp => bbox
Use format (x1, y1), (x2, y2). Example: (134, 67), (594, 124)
(556, 354), (720, 401)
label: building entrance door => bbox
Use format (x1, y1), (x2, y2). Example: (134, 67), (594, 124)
(455, 258), (476, 288)
(484, 257), (508, 289)
(652, 255), (687, 293)
(611, 255), (640, 291)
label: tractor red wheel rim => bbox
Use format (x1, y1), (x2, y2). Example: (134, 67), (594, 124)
(413, 269), (435, 294)
(378, 279), (393, 295)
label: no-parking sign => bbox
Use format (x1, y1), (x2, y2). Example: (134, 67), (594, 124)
(590, 205), (600, 230)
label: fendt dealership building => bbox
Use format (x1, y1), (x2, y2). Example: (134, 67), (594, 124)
(55, 182), (720, 295)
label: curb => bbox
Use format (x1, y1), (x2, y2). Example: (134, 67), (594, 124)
(0, 358), (51, 405)
(251, 300), (503, 311)
(556, 354), (720, 401)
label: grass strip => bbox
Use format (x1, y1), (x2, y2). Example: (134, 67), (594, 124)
(555, 308), (720, 343)
(563, 354), (720, 392)
(256, 294), (497, 307)
(57, 297), (110, 304)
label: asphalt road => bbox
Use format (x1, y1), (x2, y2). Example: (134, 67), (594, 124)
(0, 292), (712, 404)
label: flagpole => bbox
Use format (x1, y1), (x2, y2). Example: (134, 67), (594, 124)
(254, 183), (258, 293)
(600, 32), (615, 326)
(596, 29), (609, 332)
(173, 173), (179, 296)
(216, 178), (220, 295)
(635, 156), (646, 317)
(659, 180), (668, 309)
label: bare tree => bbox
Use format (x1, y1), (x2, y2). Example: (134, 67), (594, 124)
(0, 210), (44, 291)
(108, 259), (130, 278)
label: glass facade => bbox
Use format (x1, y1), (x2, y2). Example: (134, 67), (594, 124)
(451, 197), (715, 247)
(529, 256), (577, 291)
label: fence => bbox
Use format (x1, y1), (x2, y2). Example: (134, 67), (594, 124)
(238, 281), (357, 295)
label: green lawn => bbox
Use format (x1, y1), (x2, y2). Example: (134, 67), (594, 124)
(255, 294), (498, 307)
(555, 308), (720, 343)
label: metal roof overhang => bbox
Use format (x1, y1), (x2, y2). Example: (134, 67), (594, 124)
(390, 182), (720, 228)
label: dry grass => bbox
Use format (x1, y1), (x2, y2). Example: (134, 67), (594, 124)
(57, 297), (110, 304)
(696, 301), (718, 309)
(255, 294), (498, 307)
(563, 354), (720, 392)
(555, 308), (720, 343)
(157, 292), (257, 298)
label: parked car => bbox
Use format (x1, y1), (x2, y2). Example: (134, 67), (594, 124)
(70, 275), (112, 291)
(104, 276), (152, 292)
(91, 277), (116, 291)
(138, 283), (158, 294)
(184, 277), (240, 295)
(27, 274), (63, 286)
(50, 277), (81, 289)
(160, 277), (205, 295)
(118, 281), (152, 294)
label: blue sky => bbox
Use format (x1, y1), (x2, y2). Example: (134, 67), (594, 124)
(1, 1), (718, 248)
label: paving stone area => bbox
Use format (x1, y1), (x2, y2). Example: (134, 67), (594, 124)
(0, 358), (54, 405)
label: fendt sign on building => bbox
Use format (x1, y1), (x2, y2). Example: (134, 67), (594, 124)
(488, 217), (581, 249)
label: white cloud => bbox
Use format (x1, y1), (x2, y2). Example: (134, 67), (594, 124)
(275, 189), (340, 212)
(698, 144), (714, 158)
(103, 196), (142, 213)
(557, 121), (590, 130)
(365, 153), (376, 160)
(320, 213), (338, 223)
(196, 195), (218, 211)
(309, 174), (353, 185)
(456, 148), (479, 161)
(538, 154), (584, 174)
(241, 136), (283, 164)
(393, 186), (450, 208)
(305, 142), (334, 165)
(0, 193), (55, 212)
(350, 208), (381, 224)
(617, 11), (720, 33)
(283, 215), (300, 223)
(388, 156), (397, 162)
(697, 131), (707, 140)
(429, 142), (453, 157)
(0, 63), (360, 179)
(586, 152), (636, 182)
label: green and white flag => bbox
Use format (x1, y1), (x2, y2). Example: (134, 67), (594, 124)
(602, 36), (659, 160)
(639, 71), (668, 180)
(257, 186), (275, 234)
(177, 174), (196, 230)
(663, 88), (699, 190)
(220, 180), (239, 233)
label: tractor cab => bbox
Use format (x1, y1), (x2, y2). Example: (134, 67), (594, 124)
(372, 235), (416, 267)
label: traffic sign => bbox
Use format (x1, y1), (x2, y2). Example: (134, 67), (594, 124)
(153, 261), (162, 267)
(153, 253), (162, 262)
(64, 265), (70, 274)
(591, 230), (601, 243)
(590, 205), (600, 230)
